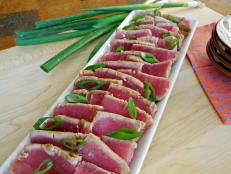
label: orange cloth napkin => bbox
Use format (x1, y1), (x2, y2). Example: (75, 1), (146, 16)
(187, 23), (231, 124)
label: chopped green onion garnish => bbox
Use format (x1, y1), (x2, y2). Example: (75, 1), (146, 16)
(85, 64), (107, 71)
(131, 13), (146, 21)
(141, 52), (159, 64)
(123, 25), (140, 30)
(162, 32), (171, 39)
(167, 16), (179, 23)
(108, 128), (143, 140)
(166, 37), (179, 46)
(128, 97), (137, 119)
(116, 46), (124, 52)
(34, 158), (53, 174)
(61, 139), (86, 151)
(144, 82), (156, 102)
(76, 80), (105, 90)
(33, 116), (62, 130)
(65, 92), (88, 103)
(135, 21), (148, 26)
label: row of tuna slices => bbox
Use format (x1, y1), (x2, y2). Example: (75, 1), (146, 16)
(10, 10), (189, 174)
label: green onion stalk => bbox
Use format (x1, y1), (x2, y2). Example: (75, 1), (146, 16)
(16, 14), (127, 45)
(82, 2), (200, 12)
(35, 11), (113, 29)
(16, 13), (127, 39)
(40, 24), (118, 73)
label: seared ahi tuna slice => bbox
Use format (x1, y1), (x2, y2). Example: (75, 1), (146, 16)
(107, 83), (156, 115)
(155, 22), (179, 36)
(126, 55), (144, 62)
(115, 29), (152, 39)
(138, 36), (181, 50)
(99, 60), (142, 71)
(131, 16), (155, 25)
(91, 111), (145, 136)
(139, 24), (174, 38)
(100, 52), (144, 62)
(80, 68), (145, 96)
(162, 14), (191, 36)
(132, 44), (177, 62)
(142, 61), (172, 78)
(79, 133), (130, 174)
(74, 76), (123, 90)
(99, 60), (172, 78)
(74, 161), (114, 174)
(101, 95), (153, 126)
(30, 130), (77, 146)
(10, 144), (81, 174)
(101, 136), (137, 165)
(43, 115), (90, 133)
(73, 89), (109, 105)
(119, 69), (169, 101)
(10, 160), (34, 174)
(157, 36), (180, 50)
(110, 39), (155, 52)
(54, 103), (103, 121)
(87, 90), (110, 105)
(137, 36), (158, 44)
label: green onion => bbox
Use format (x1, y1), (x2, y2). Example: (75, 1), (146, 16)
(35, 11), (112, 29)
(128, 97), (137, 119)
(65, 92), (88, 103)
(61, 139), (86, 151)
(116, 46), (124, 52)
(166, 37), (179, 49)
(40, 24), (117, 73)
(134, 21), (148, 26)
(16, 27), (97, 45)
(166, 37), (179, 46)
(82, 2), (189, 12)
(33, 116), (62, 130)
(141, 52), (159, 64)
(167, 16), (179, 23)
(76, 79), (105, 90)
(131, 13), (146, 21)
(162, 32), (171, 39)
(34, 158), (53, 174)
(123, 24), (140, 30)
(88, 29), (116, 62)
(144, 82), (156, 102)
(108, 128), (143, 140)
(17, 13), (126, 39)
(92, 13), (128, 28)
(85, 64), (107, 71)
(16, 20), (96, 39)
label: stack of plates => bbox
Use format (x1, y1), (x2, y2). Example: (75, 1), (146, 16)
(206, 15), (231, 77)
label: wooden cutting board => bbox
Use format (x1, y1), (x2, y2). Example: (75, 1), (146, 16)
(1, 6), (231, 174)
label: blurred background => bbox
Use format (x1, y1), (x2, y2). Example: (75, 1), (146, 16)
(0, 0), (230, 50)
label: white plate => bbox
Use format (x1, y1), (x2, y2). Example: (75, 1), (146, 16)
(0, 10), (198, 174)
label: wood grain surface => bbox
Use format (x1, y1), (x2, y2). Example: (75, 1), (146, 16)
(0, 6), (231, 174)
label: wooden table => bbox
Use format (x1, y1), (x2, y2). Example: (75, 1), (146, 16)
(0, 6), (230, 173)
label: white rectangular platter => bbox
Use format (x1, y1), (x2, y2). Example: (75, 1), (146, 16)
(0, 10), (198, 174)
